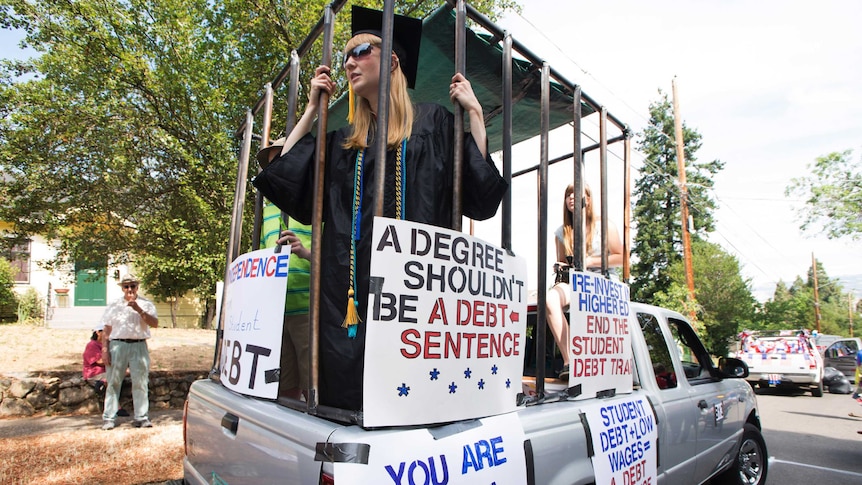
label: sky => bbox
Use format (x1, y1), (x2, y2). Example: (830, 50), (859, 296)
(1, 0), (860, 302)
(474, 0), (862, 301)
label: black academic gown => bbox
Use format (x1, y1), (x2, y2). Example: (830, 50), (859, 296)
(253, 103), (508, 410)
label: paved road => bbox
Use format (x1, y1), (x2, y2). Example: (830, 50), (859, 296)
(755, 387), (862, 484)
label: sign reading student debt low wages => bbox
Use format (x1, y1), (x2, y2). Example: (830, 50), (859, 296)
(363, 218), (528, 427)
(221, 247), (290, 399)
(568, 271), (632, 399)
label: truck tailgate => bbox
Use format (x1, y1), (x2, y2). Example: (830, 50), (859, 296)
(184, 379), (342, 485)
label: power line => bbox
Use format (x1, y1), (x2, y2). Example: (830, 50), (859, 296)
(504, 10), (819, 300)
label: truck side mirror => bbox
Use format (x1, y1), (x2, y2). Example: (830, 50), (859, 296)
(717, 357), (749, 379)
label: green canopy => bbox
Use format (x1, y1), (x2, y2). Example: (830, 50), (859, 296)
(327, 5), (594, 153)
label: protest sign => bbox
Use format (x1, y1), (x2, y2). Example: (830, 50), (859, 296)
(363, 218), (528, 426)
(335, 412), (527, 485)
(580, 396), (658, 485)
(220, 247), (290, 398)
(568, 271), (633, 398)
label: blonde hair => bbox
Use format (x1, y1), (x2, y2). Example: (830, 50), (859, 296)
(342, 33), (414, 150)
(561, 183), (596, 257)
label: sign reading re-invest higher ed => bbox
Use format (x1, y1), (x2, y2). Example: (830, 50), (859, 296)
(568, 271), (633, 399)
(363, 218), (529, 427)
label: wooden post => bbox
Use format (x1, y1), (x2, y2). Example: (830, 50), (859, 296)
(672, 78), (696, 324)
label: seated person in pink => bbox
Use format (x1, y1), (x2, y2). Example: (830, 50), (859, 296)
(83, 323), (107, 392)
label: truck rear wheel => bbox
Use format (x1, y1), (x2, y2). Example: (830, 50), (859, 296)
(812, 380), (824, 397)
(715, 423), (768, 485)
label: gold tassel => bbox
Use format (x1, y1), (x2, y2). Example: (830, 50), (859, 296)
(342, 288), (362, 329)
(347, 84), (355, 123)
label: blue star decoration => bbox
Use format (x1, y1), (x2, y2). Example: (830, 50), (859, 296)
(429, 368), (440, 380)
(397, 383), (410, 397)
(491, 364), (499, 375)
(464, 367), (472, 379)
(478, 379), (486, 390)
(506, 378), (511, 389)
(449, 382), (458, 394)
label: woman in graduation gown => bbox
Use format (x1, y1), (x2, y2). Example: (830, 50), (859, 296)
(253, 6), (507, 411)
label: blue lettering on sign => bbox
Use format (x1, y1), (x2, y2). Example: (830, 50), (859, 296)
(229, 254), (290, 282)
(384, 456), (449, 485)
(461, 436), (507, 474)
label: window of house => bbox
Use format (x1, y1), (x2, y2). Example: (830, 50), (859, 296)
(5, 239), (31, 284)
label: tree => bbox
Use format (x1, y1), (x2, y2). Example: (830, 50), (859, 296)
(786, 149), (862, 240)
(0, 257), (17, 320)
(0, 0), (519, 328)
(756, 260), (854, 336)
(653, 239), (755, 356)
(630, 91), (724, 303)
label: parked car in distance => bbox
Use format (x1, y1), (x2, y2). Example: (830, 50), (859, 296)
(822, 338), (862, 381)
(735, 330), (824, 397)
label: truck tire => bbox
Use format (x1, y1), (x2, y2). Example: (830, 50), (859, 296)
(714, 423), (768, 485)
(812, 380), (824, 397)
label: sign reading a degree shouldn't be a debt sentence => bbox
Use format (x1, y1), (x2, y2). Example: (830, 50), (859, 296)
(363, 218), (528, 427)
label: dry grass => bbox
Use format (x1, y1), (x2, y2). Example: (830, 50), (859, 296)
(0, 323), (215, 375)
(0, 421), (183, 485)
(0, 322), (216, 484)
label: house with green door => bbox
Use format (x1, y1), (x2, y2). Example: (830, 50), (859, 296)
(1, 222), (205, 328)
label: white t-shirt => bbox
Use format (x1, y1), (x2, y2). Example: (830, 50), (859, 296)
(99, 296), (157, 340)
(554, 221), (619, 272)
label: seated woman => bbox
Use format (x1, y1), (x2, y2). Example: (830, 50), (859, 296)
(546, 183), (623, 380)
(83, 324), (107, 392)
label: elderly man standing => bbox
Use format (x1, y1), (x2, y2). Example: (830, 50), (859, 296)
(100, 274), (159, 430)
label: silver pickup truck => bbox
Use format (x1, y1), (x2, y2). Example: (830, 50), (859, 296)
(182, 302), (766, 485)
(183, 3), (766, 483)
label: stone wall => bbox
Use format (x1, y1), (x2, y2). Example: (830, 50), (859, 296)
(0, 371), (207, 418)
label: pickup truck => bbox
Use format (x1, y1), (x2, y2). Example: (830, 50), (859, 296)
(183, 2), (766, 484)
(735, 330), (824, 397)
(822, 337), (862, 380)
(183, 301), (766, 485)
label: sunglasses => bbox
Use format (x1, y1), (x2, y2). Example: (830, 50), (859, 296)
(123, 284), (138, 289)
(343, 43), (374, 66)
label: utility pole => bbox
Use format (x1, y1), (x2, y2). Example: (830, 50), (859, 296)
(672, 78), (696, 323)
(849, 292), (854, 338)
(812, 253), (821, 333)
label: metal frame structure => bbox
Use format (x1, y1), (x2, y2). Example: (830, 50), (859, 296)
(214, 0), (632, 425)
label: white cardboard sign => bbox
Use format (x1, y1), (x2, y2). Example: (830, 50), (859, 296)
(363, 218), (529, 427)
(220, 247), (290, 398)
(568, 271), (633, 398)
(334, 412), (528, 485)
(580, 395), (658, 485)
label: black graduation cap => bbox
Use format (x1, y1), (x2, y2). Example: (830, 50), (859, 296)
(351, 5), (422, 89)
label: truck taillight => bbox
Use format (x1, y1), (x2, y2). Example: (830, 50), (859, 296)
(320, 472), (335, 485)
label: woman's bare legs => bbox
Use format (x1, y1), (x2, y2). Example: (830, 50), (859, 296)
(546, 282), (571, 368)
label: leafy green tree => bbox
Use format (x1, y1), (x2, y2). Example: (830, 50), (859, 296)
(0, 257), (17, 320)
(653, 239), (755, 356)
(786, 149), (862, 240)
(631, 91), (724, 303)
(758, 280), (810, 331)
(0, 0), (519, 328)
(756, 261), (853, 336)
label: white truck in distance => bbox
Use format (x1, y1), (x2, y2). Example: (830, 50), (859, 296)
(735, 330), (824, 397)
